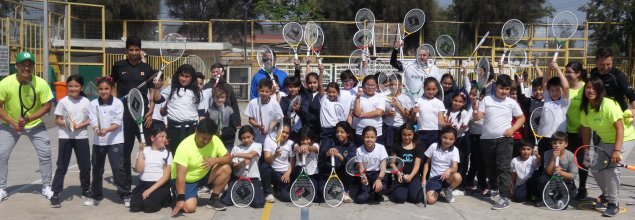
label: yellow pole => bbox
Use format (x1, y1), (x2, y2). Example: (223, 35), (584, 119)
(66, 4), (71, 77)
(102, 6), (105, 76)
(208, 20), (212, 43)
(123, 20), (127, 39)
(583, 22), (589, 66)
(158, 21), (163, 41)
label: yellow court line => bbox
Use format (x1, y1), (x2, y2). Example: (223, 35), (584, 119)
(260, 202), (273, 220)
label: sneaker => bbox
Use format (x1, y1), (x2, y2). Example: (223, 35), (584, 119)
(80, 190), (91, 199)
(197, 186), (210, 195)
(0, 188), (7, 202)
(50, 195), (61, 208)
(41, 186), (53, 199)
(342, 192), (353, 203)
(206, 196), (227, 211)
(83, 198), (100, 206)
(603, 203), (619, 217)
(575, 188), (587, 201)
(492, 197), (510, 210)
(444, 188), (455, 203)
(123, 196), (131, 207)
(265, 194), (276, 203)
(452, 189), (465, 196)
(595, 195), (608, 211)
(490, 190), (500, 201)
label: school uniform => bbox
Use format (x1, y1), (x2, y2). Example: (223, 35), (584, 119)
(354, 144), (388, 204)
(537, 91), (569, 158)
(160, 87), (204, 154)
(447, 108), (472, 181)
(244, 97), (284, 144)
(299, 90), (322, 141)
(319, 96), (345, 152)
(292, 143), (320, 202)
(511, 155), (539, 202)
(51, 96), (92, 196)
(383, 94), (413, 153)
(130, 147), (173, 213)
(391, 146), (424, 203)
(465, 100), (487, 189)
(280, 95), (302, 141)
(415, 97), (446, 149)
(263, 139), (295, 202)
(220, 143), (265, 208)
(352, 93), (386, 146)
(88, 96), (129, 201)
(479, 94), (524, 199)
(424, 143), (460, 192)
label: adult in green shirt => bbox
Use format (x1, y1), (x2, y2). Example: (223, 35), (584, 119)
(563, 61), (589, 200)
(171, 118), (231, 216)
(580, 77), (635, 217)
(0, 52), (54, 202)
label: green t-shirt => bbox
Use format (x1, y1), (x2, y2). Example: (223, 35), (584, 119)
(580, 98), (635, 143)
(566, 82), (585, 133)
(171, 134), (228, 182)
(0, 74), (53, 128)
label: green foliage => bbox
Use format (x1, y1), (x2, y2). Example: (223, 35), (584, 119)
(579, 0), (633, 56)
(71, 0), (159, 39)
(254, 0), (323, 21)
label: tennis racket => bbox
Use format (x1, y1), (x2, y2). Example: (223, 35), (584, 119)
(95, 102), (102, 131)
(433, 77), (444, 101)
(476, 57), (491, 89)
(127, 88), (146, 144)
(324, 155), (345, 207)
(530, 107), (556, 151)
(304, 22), (319, 59)
(435, 35), (455, 63)
(384, 156), (405, 175)
(290, 154), (316, 207)
(345, 155), (369, 178)
(153, 33), (186, 87)
(466, 31), (490, 65)
(283, 22), (304, 60)
(507, 47), (528, 88)
(551, 11), (578, 62)
(377, 72), (397, 95)
(256, 45), (279, 93)
(186, 55), (207, 80)
(267, 113), (284, 144)
(334, 103), (347, 122)
(574, 145), (635, 172)
(288, 96), (301, 125)
(258, 95), (263, 136)
(399, 8), (426, 59)
(231, 165), (255, 208)
(64, 110), (75, 132)
(348, 49), (366, 83)
(499, 19), (525, 66)
(542, 157), (570, 211)
(311, 25), (325, 64)
(18, 80), (36, 128)
(355, 8), (375, 30)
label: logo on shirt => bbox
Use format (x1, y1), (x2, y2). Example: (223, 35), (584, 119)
(140, 71), (145, 76)
(403, 153), (414, 163)
(122, 72), (126, 75)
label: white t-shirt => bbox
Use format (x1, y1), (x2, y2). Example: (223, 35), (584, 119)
(384, 94), (413, 127)
(424, 143), (460, 178)
(294, 143), (320, 175)
(231, 143), (262, 179)
(55, 96), (90, 139)
(139, 146), (173, 182)
(469, 100), (484, 135)
(448, 108), (472, 137)
(479, 95), (524, 139)
(511, 155), (538, 187)
(160, 87), (204, 122)
(320, 96), (342, 128)
(541, 91), (569, 138)
(355, 144), (389, 172)
(403, 61), (442, 82)
(150, 94), (167, 123)
(352, 93), (386, 135)
(244, 97), (284, 143)
(89, 97), (124, 145)
(416, 97), (446, 131)
(264, 138), (295, 172)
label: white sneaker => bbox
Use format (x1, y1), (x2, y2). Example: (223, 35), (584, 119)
(342, 192), (353, 203)
(83, 198), (100, 206)
(197, 186), (210, 195)
(443, 188), (455, 203)
(490, 190), (500, 201)
(0, 188), (8, 202)
(124, 197), (131, 207)
(265, 194), (276, 203)
(452, 189), (465, 196)
(41, 186), (53, 199)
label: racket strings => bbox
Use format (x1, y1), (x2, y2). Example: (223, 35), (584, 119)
(543, 179), (569, 210)
(231, 179), (254, 207)
(291, 177), (315, 206)
(403, 9), (425, 34)
(502, 20), (524, 46)
(324, 177), (344, 205)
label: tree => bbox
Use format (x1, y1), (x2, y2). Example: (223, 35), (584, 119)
(580, 0), (633, 57)
(450, 0), (554, 55)
(70, 0), (160, 39)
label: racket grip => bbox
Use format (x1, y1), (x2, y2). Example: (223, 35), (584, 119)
(154, 70), (163, 84)
(294, 53), (298, 60)
(331, 155), (335, 166)
(499, 53), (506, 66)
(318, 57), (322, 65)
(552, 52), (559, 62)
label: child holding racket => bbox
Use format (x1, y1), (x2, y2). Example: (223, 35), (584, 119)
(472, 74), (525, 210)
(263, 119), (295, 203)
(352, 75), (386, 146)
(323, 121), (357, 203)
(580, 77), (635, 217)
(510, 140), (540, 203)
(445, 91), (472, 194)
(49, 75), (92, 208)
(339, 70), (358, 124)
(354, 126), (388, 204)
(319, 82), (344, 155)
(410, 77), (447, 149)
(292, 127), (321, 202)
(465, 87), (489, 196)
(84, 77), (129, 206)
(244, 78), (284, 144)
(205, 87), (235, 151)
(535, 60), (570, 158)
(280, 74), (303, 141)
(536, 131), (577, 207)
(298, 63), (324, 141)
(220, 126), (265, 208)
(422, 126), (462, 204)
(382, 74), (412, 153)
(391, 122), (424, 204)
(130, 127), (173, 213)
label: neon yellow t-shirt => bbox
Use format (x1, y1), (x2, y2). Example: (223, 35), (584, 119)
(171, 134), (228, 182)
(0, 74), (53, 128)
(566, 82), (584, 133)
(580, 98), (635, 143)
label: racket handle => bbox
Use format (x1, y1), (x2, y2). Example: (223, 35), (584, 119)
(624, 164), (635, 171)
(294, 53), (298, 60)
(552, 51), (559, 62)
(499, 52), (506, 67)
(302, 154), (307, 166)
(317, 56), (322, 65)
(155, 70), (163, 84)
(331, 155), (335, 167)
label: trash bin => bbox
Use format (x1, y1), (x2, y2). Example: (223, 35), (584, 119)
(54, 81), (67, 102)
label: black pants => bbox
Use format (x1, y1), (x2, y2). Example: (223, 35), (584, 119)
(456, 136), (470, 182)
(259, 161), (273, 197)
(52, 139), (91, 194)
(354, 171), (382, 204)
(91, 144), (129, 200)
(465, 133), (487, 189)
(391, 175), (424, 203)
(123, 116), (151, 191)
(567, 132), (588, 189)
(320, 127), (336, 151)
(220, 126), (236, 151)
(167, 120), (197, 155)
(417, 130), (439, 150)
(481, 137), (514, 198)
(129, 180), (172, 213)
(382, 124), (401, 154)
(272, 171), (292, 202)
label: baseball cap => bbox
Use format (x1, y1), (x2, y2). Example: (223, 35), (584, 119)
(16, 51), (34, 64)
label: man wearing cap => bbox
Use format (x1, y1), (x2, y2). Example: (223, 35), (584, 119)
(0, 51), (54, 202)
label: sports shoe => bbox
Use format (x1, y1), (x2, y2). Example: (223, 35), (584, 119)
(603, 203), (619, 217)
(0, 188), (7, 202)
(265, 194), (276, 203)
(575, 188), (587, 201)
(342, 192), (353, 203)
(50, 194), (61, 208)
(206, 196), (227, 211)
(80, 190), (91, 199)
(595, 195), (608, 211)
(41, 186), (53, 199)
(444, 188), (455, 203)
(489, 190), (500, 201)
(197, 186), (210, 195)
(452, 189), (465, 196)
(492, 197), (510, 210)
(83, 198), (100, 206)
(123, 196), (131, 207)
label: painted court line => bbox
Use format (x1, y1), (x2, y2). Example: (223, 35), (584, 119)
(260, 202), (273, 220)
